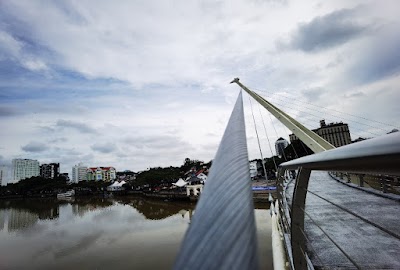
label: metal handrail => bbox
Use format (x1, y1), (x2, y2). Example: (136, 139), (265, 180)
(280, 132), (400, 175)
(276, 132), (400, 269)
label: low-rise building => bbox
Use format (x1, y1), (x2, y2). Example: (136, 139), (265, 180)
(87, 167), (116, 182)
(249, 161), (258, 179)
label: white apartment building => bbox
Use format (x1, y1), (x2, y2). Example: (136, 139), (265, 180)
(249, 161), (258, 179)
(12, 159), (40, 182)
(0, 166), (7, 186)
(71, 163), (88, 183)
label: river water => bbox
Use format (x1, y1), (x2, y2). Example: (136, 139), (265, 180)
(0, 197), (272, 270)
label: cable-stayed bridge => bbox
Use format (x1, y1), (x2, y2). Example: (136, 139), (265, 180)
(173, 79), (400, 270)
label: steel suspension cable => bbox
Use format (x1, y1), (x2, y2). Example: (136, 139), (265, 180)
(253, 88), (400, 129)
(248, 96), (268, 179)
(259, 95), (383, 137)
(257, 105), (278, 172)
(268, 113), (287, 161)
(253, 95), (378, 143)
(254, 90), (396, 135)
(274, 116), (299, 159)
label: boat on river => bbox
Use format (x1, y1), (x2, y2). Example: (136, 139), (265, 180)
(57, 190), (75, 198)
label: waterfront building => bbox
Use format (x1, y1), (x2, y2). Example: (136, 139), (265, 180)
(289, 119), (351, 148)
(40, 163), (60, 179)
(116, 170), (137, 181)
(249, 161), (258, 179)
(0, 166), (7, 186)
(87, 167), (116, 182)
(71, 163), (87, 183)
(185, 176), (204, 197)
(12, 159), (40, 182)
(275, 137), (289, 157)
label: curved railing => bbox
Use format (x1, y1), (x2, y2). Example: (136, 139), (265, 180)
(275, 132), (400, 270)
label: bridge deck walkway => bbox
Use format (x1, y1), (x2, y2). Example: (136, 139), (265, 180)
(285, 171), (400, 269)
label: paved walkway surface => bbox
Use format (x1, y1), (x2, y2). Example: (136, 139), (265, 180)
(286, 171), (400, 269)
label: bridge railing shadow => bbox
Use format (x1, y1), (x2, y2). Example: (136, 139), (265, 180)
(273, 132), (400, 270)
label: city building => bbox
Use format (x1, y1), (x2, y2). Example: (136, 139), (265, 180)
(0, 166), (7, 186)
(275, 137), (289, 157)
(289, 120), (352, 148)
(71, 163), (88, 183)
(12, 159), (40, 182)
(87, 167), (116, 182)
(40, 163), (60, 179)
(249, 161), (258, 179)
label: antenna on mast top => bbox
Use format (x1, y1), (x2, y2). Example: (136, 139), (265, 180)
(230, 78), (240, 84)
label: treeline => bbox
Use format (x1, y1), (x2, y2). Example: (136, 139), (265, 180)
(0, 176), (110, 197)
(0, 158), (212, 197)
(134, 158), (211, 187)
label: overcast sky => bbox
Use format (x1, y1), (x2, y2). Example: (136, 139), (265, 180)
(1, 0), (399, 180)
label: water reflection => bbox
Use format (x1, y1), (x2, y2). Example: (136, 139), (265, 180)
(0, 199), (59, 232)
(0, 197), (197, 233)
(117, 197), (195, 220)
(0, 197), (271, 270)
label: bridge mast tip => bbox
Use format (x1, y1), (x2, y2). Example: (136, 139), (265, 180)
(230, 78), (240, 84)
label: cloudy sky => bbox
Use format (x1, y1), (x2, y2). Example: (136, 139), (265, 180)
(1, 0), (399, 180)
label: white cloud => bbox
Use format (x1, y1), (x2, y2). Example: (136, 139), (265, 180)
(0, 30), (48, 71)
(0, 0), (399, 173)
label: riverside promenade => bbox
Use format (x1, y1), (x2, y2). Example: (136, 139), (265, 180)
(285, 171), (400, 269)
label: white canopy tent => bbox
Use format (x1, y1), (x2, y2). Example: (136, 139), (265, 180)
(172, 178), (188, 187)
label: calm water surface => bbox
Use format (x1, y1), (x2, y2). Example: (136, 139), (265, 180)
(0, 197), (272, 269)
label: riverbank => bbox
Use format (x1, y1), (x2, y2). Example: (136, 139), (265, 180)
(0, 180), (277, 202)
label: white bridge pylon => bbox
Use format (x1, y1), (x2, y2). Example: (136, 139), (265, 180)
(231, 78), (335, 154)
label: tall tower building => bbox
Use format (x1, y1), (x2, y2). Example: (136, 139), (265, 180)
(12, 159), (40, 182)
(0, 166), (7, 186)
(40, 163), (60, 179)
(72, 163), (87, 183)
(275, 137), (289, 157)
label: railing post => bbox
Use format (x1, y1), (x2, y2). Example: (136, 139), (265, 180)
(291, 167), (311, 270)
(358, 174), (364, 187)
(276, 167), (285, 203)
(381, 175), (388, 193)
(347, 173), (351, 183)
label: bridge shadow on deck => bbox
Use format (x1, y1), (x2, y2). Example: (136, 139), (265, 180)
(286, 171), (400, 269)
